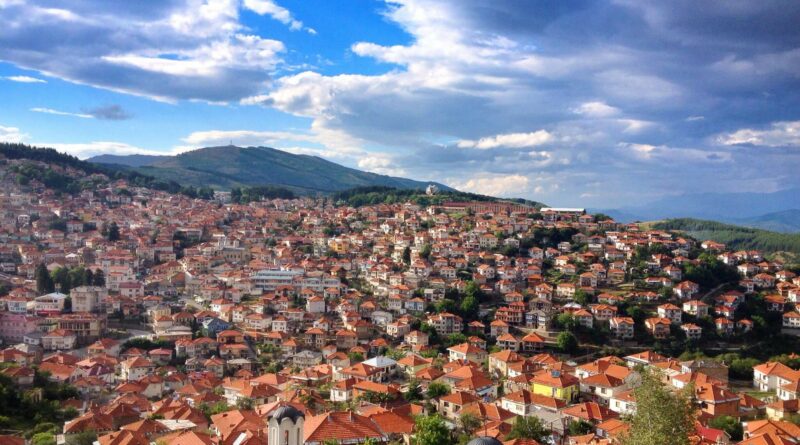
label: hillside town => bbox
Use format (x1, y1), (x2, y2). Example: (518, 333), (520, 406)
(1, 162), (800, 445)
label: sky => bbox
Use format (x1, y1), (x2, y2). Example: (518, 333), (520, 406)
(0, 0), (799, 208)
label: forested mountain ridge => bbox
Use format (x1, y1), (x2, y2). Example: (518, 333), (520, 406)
(650, 218), (800, 256)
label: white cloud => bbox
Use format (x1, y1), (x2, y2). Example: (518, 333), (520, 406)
(104, 33), (283, 78)
(716, 121), (800, 147)
(182, 129), (317, 147)
(357, 154), (406, 176)
(452, 174), (529, 197)
(618, 142), (732, 162)
(572, 101), (619, 118)
(457, 130), (553, 149)
(243, 0), (314, 33)
(0, 125), (28, 143)
(30, 107), (93, 119)
(617, 119), (655, 134)
(0, 0), (288, 102)
(40, 141), (171, 159)
(4, 75), (46, 83)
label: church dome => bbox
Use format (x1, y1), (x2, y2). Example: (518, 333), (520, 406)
(467, 437), (503, 445)
(269, 405), (305, 422)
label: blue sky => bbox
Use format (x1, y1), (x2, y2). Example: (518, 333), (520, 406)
(1, 0), (799, 207)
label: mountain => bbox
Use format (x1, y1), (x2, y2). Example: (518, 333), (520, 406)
(732, 209), (800, 233)
(649, 218), (800, 256)
(88, 154), (168, 167)
(597, 188), (800, 232)
(90, 145), (451, 194)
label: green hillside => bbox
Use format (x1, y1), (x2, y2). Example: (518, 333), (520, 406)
(97, 145), (451, 193)
(650, 218), (800, 256)
(331, 186), (545, 208)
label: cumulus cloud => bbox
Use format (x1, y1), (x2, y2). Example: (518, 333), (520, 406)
(457, 130), (553, 149)
(0, 125), (28, 143)
(4, 75), (46, 83)
(716, 121), (800, 147)
(357, 154), (406, 176)
(452, 174), (530, 197)
(0, 0), (287, 102)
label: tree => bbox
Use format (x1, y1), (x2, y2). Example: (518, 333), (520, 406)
(107, 222), (120, 241)
(426, 382), (451, 399)
(620, 369), (695, 445)
(413, 414), (452, 445)
(51, 267), (71, 293)
(405, 379), (423, 402)
(460, 295), (478, 318)
(708, 415), (743, 441)
(556, 331), (579, 353)
(31, 433), (56, 445)
(420, 243), (432, 260)
(464, 281), (483, 302)
(556, 313), (578, 331)
(35, 263), (55, 294)
(402, 247), (411, 265)
(93, 269), (105, 287)
(65, 431), (97, 445)
(568, 419), (594, 436)
(348, 352), (364, 363)
(236, 397), (255, 410)
(458, 412), (481, 436)
(506, 416), (549, 441)
(574, 289), (590, 306)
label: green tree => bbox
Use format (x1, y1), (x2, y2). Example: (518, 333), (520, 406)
(568, 419), (594, 436)
(236, 397), (255, 410)
(35, 263), (55, 294)
(31, 433), (56, 445)
(708, 415), (743, 441)
(65, 431), (98, 445)
(51, 267), (71, 293)
(93, 269), (105, 287)
(420, 243), (432, 260)
(506, 416), (549, 441)
(405, 379), (423, 402)
(402, 247), (411, 265)
(426, 382), (451, 399)
(460, 295), (478, 318)
(107, 221), (120, 241)
(620, 369), (695, 445)
(458, 412), (481, 436)
(464, 281), (483, 302)
(574, 289), (590, 306)
(413, 414), (452, 445)
(556, 331), (579, 353)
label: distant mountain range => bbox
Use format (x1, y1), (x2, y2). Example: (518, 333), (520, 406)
(90, 146), (451, 194)
(596, 188), (800, 233)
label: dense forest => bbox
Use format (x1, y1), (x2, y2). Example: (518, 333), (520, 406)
(652, 218), (800, 255)
(231, 185), (297, 203)
(332, 185), (544, 208)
